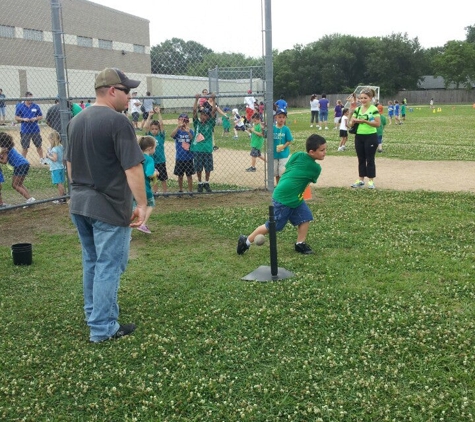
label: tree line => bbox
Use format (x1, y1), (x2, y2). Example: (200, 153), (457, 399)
(150, 25), (475, 97)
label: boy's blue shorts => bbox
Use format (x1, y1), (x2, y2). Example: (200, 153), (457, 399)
(265, 199), (313, 232)
(0, 168), (4, 183)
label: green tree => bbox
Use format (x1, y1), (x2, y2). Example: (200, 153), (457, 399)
(365, 33), (425, 94)
(150, 38), (212, 74)
(432, 40), (475, 89)
(186, 52), (263, 77)
(465, 24), (475, 43)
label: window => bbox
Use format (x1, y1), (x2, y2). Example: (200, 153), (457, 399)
(77, 36), (93, 48)
(24, 28), (43, 42)
(0, 25), (14, 39)
(133, 44), (145, 54)
(98, 39), (112, 50)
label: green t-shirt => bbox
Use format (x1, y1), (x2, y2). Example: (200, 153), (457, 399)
(71, 103), (83, 117)
(142, 154), (155, 200)
(221, 114), (231, 130)
(353, 105), (379, 135)
(191, 117), (216, 153)
(376, 114), (387, 136)
(273, 124), (293, 159)
(272, 151), (322, 208)
(250, 123), (264, 150)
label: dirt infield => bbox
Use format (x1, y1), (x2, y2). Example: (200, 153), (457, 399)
(209, 146), (475, 193)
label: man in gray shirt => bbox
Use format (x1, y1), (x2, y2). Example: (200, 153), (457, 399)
(66, 68), (147, 343)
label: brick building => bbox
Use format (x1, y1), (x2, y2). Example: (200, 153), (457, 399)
(0, 0), (151, 99)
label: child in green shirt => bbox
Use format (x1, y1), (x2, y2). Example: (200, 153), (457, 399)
(245, 113), (266, 172)
(237, 134), (327, 255)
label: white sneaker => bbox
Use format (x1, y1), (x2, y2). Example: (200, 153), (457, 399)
(26, 197), (36, 203)
(324, 127), (329, 130)
(338, 146), (344, 151)
(40, 158), (48, 165)
(318, 127), (322, 130)
(351, 181), (365, 188)
(310, 124), (313, 127)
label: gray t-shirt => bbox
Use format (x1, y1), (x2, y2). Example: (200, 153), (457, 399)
(66, 105), (144, 226)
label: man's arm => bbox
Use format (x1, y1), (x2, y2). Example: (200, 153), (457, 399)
(125, 163), (147, 227)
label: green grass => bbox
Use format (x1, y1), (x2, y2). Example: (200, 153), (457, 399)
(0, 104), (474, 421)
(1, 188), (474, 421)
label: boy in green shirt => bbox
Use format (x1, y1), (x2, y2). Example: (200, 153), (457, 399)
(245, 113), (266, 172)
(191, 93), (216, 193)
(237, 134), (327, 255)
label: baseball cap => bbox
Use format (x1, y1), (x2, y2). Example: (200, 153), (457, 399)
(179, 113), (189, 119)
(275, 108), (287, 116)
(94, 68), (140, 90)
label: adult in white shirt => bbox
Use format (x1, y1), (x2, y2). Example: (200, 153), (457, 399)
(310, 94), (320, 128)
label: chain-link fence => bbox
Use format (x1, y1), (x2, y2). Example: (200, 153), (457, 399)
(0, 0), (274, 211)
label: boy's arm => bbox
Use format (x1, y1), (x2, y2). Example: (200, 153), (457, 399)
(155, 106), (164, 132)
(210, 93), (217, 117)
(193, 94), (199, 119)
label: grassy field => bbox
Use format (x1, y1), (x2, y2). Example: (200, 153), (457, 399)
(0, 105), (474, 421)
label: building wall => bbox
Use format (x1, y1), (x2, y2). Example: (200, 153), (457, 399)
(0, 0), (151, 73)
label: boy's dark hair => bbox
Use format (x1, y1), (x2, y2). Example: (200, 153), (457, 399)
(138, 135), (156, 151)
(0, 132), (14, 150)
(150, 120), (160, 128)
(306, 134), (326, 152)
(251, 113), (260, 120)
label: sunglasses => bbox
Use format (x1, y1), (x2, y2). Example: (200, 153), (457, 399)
(111, 86), (130, 95)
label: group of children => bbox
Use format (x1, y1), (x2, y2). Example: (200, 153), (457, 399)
(0, 130), (65, 208)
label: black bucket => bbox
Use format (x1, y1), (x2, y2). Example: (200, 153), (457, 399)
(11, 243), (33, 266)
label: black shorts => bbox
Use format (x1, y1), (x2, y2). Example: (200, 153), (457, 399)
(142, 112), (150, 121)
(20, 132), (42, 149)
(154, 162), (168, 181)
(131, 112), (140, 122)
(339, 129), (348, 137)
(174, 159), (195, 177)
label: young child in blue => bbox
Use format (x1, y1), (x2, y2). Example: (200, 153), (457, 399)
(136, 136), (158, 234)
(387, 101), (394, 125)
(0, 132), (35, 203)
(191, 92), (216, 193)
(394, 100), (401, 125)
(46, 131), (66, 203)
(144, 106), (167, 195)
(237, 134), (327, 255)
(171, 113), (195, 196)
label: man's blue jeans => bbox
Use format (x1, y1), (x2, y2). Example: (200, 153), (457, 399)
(70, 214), (131, 342)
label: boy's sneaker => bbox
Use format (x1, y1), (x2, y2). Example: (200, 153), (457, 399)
(203, 183), (212, 192)
(26, 197), (36, 203)
(237, 235), (250, 255)
(367, 181), (376, 189)
(213, 145), (219, 151)
(337, 146), (344, 152)
(197, 183), (203, 193)
(295, 242), (314, 254)
(246, 167), (256, 172)
(351, 180), (365, 188)
(137, 225), (151, 234)
(40, 158), (48, 165)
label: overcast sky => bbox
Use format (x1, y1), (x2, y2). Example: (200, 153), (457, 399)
(91, 0), (474, 57)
